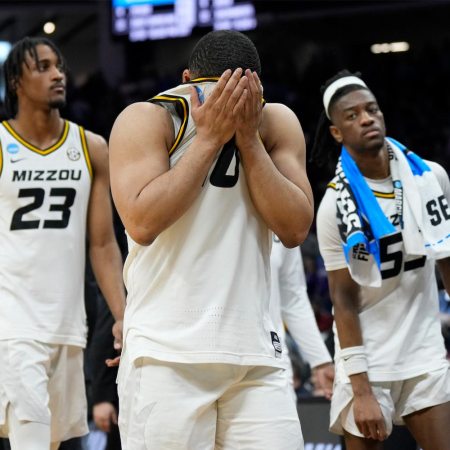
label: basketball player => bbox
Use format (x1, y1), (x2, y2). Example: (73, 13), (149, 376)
(312, 70), (450, 450)
(270, 236), (334, 400)
(109, 30), (313, 449)
(0, 37), (126, 450)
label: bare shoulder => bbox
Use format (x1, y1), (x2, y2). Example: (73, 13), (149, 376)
(84, 129), (107, 153)
(110, 101), (175, 155)
(259, 103), (304, 153)
(113, 101), (170, 127)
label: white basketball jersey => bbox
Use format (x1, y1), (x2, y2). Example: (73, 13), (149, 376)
(317, 161), (450, 382)
(0, 120), (92, 347)
(123, 80), (282, 367)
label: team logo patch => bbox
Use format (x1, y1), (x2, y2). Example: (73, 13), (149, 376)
(7, 143), (19, 154)
(270, 331), (282, 358)
(67, 147), (81, 161)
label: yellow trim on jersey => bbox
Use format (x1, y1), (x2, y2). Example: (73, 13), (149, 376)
(79, 126), (93, 179)
(151, 95), (189, 155)
(190, 77), (220, 83)
(0, 140), (3, 178)
(327, 182), (395, 199)
(371, 190), (395, 199)
(1, 120), (69, 156)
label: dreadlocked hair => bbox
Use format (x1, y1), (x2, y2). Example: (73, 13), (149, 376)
(3, 36), (66, 118)
(310, 69), (367, 169)
(188, 30), (261, 78)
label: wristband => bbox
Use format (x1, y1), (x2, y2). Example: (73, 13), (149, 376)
(340, 346), (368, 376)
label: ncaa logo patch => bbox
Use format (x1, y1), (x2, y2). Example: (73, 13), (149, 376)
(7, 143), (19, 154)
(67, 147), (81, 161)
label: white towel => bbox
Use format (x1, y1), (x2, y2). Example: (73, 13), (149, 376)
(389, 140), (450, 259)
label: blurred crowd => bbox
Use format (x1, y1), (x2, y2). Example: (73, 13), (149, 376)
(1, 29), (450, 450)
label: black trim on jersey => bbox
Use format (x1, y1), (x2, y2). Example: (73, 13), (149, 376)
(327, 182), (395, 199)
(148, 95), (189, 156)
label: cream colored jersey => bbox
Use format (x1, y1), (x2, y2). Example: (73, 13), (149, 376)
(317, 161), (450, 382)
(269, 236), (331, 371)
(0, 120), (92, 347)
(122, 80), (282, 367)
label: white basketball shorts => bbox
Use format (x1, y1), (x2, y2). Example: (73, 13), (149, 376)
(117, 350), (304, 450)
(0, 339), (88, 442)
(330, 364), (450, 437)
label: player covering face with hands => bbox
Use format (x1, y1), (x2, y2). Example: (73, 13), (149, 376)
(109, 30), (313, 450)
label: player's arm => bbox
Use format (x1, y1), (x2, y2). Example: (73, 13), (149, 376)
(437, 257), (450, 296)
(109, 68), (248, 246)
(279, 249), (334, 398)
(328, 268), (387, 441)
(86, 131), (126, 339)
(235, 70), (313, 248)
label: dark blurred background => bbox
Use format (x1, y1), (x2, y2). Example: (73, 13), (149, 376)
(1, 0), (450, 201)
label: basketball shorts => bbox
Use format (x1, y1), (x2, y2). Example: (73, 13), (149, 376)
(0, 339), (88, 442)
(330, 364), (450, 437)
(117, 350), (304, 450)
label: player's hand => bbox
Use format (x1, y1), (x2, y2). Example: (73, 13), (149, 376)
(311, 362), (335, 400)
(93, 402), (118, 433)
(105, 355), (121, 367)
(112, 319), (123, 351)
(190, 68), (248, 149)
(353, 392), (388, 441)
(105, 320), (123, 367)
(235, 69), (263, 149)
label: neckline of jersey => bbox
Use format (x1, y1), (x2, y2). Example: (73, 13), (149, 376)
(1, 120), (70, 156)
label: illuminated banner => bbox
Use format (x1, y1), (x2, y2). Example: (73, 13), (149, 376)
(112, 0), (256, 41)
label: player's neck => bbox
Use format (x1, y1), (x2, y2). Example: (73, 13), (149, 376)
(350, 144), (390, 180)
(9, 107), (64, 149)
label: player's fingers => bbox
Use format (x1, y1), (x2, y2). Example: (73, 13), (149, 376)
(216, 68), (243, 105)
(376, 418), (388, 441)
(105, 356), (121, 367)
(355, 419), (368, 438)
(253, 71), (263, 96)
(367, 422), (378, 440)
(226, 76), (248, 112)
(245, 69), (259, 98)
(206, 69), (232, 103)
(232, 89), (248, 117)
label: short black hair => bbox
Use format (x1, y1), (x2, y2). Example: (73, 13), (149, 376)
(310, 70), (369, 168)
(3, 36), (66, 118)
(188, 30), (261, 78)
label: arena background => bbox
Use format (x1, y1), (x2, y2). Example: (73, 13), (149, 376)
(1, 1), (450, 449)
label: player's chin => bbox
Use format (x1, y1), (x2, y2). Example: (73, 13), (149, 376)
(365, 135), (385, 152)
(49, 97), (67, 110)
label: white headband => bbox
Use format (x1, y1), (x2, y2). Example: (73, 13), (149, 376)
(323, 76), (367, 119)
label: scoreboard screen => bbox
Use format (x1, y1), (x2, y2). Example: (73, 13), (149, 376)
(112, 0), (257, 41)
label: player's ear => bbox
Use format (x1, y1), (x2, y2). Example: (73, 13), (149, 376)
(182, 69), (191, 83)
(329, 125), (343, 144)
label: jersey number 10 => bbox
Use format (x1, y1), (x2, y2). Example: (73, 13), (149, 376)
(210, 140), (240, 188)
